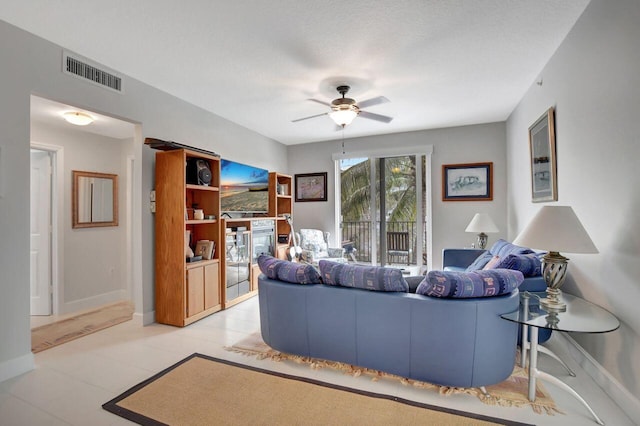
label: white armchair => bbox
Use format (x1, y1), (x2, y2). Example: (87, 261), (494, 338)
(296, 229), (345, 264)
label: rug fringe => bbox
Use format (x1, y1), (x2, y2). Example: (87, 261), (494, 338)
(225, 339), (562, 417)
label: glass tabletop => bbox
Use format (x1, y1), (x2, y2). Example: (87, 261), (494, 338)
(501, 291), (620, 333)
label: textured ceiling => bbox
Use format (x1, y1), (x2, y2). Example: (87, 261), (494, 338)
(2, 0), (590, 145)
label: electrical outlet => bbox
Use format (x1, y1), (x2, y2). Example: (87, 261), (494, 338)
(150, 201), (156, 213)
(150, 190), (156, 201)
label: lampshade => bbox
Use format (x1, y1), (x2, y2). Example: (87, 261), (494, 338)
(63, 111), (94, 126)
(513, 206), (598, 254)
(465, 213), (499, 233)
(329, 108), (358, 127)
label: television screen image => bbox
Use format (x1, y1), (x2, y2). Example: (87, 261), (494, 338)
(220, 159), (269, 213)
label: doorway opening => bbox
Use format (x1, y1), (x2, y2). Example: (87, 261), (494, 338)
(30, 95), (138, 335)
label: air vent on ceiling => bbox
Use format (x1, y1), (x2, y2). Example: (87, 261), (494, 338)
(62, 51), (123, 93)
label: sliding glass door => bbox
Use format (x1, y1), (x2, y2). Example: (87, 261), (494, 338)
(339, 154), (428, 269)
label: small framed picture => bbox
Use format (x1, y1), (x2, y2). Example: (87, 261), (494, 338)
(195, 240), (215, 260)
(442, 162), (493, 201)
(295, 172), (328, 202)
(528, 107), (558, 202)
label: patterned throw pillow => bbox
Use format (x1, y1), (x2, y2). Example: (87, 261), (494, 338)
(257, 255), (321, 284)
(277, 261), (322, 284)
(490, 253), (542, 277)
(319, 260), (346, 284)
(257, 254), (282, 279)
(318, 260), (409, 292)
(416, 269), (524, 298)
(465, 251), (494, 271)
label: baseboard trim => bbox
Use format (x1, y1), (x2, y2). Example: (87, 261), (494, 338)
(132, 310), (155, 326)
(0, 352), (34, 383)
(556, 333), (640, 422)
(60, 290), (129, 315)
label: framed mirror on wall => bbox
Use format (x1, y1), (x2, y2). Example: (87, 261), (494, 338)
(72, 170), (118, 228)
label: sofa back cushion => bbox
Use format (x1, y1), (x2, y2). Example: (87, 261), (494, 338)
(318, 260), (409, 292)
(257, 255), (321, 284)
(416, 269), (524, 298)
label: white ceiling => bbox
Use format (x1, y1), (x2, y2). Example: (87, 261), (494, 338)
(3, 1), (590, 145)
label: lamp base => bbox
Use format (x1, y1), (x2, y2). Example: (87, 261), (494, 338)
(540, 251), (570, 312)
(540, 288), (567, 312)
(477, 233), (488, 250)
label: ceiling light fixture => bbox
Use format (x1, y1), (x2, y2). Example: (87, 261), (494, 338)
(63, 111), (94, 126)
(329, 106), (359, 127)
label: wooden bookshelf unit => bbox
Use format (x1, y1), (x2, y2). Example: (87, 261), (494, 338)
(154, 148), (222, 326)
(268, 172), (293, 260)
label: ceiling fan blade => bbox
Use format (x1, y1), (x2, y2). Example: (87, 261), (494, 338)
(359, 110), (393, 123)
(357, 96), (389, 109)
(307, 98), (332, 107)
(291, 112), (328, 123)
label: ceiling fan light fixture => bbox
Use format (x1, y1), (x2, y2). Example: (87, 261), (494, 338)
(63, 111), (94, 126)
(329, 107), (358, 127)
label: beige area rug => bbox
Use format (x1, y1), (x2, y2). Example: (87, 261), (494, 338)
(103, 353), (535, 426)
(31, 301), (134, 353)
(227, 332), (562, 416)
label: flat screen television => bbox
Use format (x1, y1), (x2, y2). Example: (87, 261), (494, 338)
(220, 159), (269, 214)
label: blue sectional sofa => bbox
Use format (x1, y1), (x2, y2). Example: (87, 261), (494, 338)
(257, 257), (523, 389)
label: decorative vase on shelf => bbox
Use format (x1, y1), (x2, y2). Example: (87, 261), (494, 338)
(185, 230), (194, 258)
(194, 209), (204, 220)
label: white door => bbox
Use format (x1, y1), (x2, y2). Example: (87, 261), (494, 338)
(30, 150), (52, 315)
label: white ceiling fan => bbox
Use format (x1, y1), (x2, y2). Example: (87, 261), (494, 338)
(292, 85), (393, 128)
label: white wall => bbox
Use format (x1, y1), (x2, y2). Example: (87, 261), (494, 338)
(506, 0), (640, 403)
(0, 20), (287, 382)
(287, 122), (507, 270)
(31, 122), (130, 313)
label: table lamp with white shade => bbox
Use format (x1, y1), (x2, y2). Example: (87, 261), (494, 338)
(513, 205), (598, 312)
(465, 213), (499, 249)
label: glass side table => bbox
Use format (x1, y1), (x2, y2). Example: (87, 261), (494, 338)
(501, 291), (619, 425)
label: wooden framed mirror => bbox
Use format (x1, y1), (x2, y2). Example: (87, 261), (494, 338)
(72, 170), (119, 228)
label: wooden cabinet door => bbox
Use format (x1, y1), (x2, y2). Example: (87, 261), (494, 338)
(186, 267), (205, 317)
(204, 262), (220, 309)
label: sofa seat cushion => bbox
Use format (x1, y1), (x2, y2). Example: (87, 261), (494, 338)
(318, 260), (409, 292)
(257, 255), (321, 284)
(416, 269), (524, 298)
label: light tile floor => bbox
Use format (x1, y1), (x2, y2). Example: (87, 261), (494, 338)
(1, 296), (635, 425)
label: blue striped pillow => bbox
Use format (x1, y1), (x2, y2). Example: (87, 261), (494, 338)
(489, 239), (534, 258)
(491, 253), (542, 277)
(465, 251), (494, 271)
